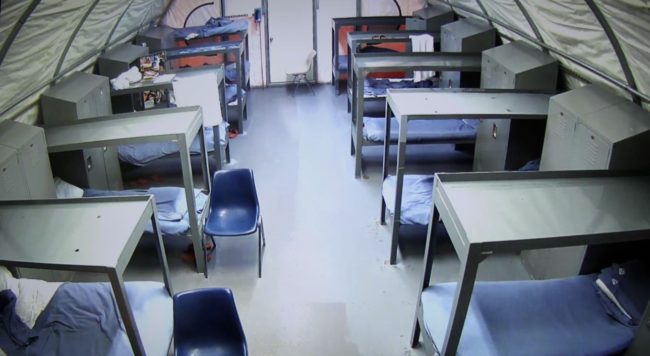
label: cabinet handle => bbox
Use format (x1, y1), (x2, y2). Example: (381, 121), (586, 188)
(86, 156), (93, 170)
(492, 123), (498, 139)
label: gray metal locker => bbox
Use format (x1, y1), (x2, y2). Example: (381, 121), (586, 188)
(0, 120), (55, 199)
(41, 72), (122, 190)
(0, 146), (29, 200)
(473, 41), (558, 171)
(406, 4), (455, 32)
(540, 84), (628, 171)
(97, 43), (148, 79)
(524, 84), (650, 280)
(41, 72), (112, 125)
(440, 18), (496, 89)
(135, 26), (176, 52)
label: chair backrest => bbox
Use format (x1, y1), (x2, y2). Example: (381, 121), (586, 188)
(295, 49), (317, 74)
(210, 168), (259, 214)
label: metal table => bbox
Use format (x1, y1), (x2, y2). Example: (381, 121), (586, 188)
(381, 89), (552, 264)
(411, 170), (650, 356)
(351, 54), (482, 178)
(0, 196), (173, 356)
(346, 30), (440, 108)
(45, 106), (212, 276)
(331, 16), (410, 95)
(165, 36), (249, 133)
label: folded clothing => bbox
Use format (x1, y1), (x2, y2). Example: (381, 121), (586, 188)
(336, 55), (348, 71)
(83, 187), (208, 236)
(595, 260), (650, 326)
(110, 66), (142, 90)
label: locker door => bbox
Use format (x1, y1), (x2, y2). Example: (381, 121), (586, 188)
(17, 132), (56, 198)
(0, 152), (29, 200)
(473, 119), (510, 171)
(84, 148), (110, 189)
(102, 147), (123, 190)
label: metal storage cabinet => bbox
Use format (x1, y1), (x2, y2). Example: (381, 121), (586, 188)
(41, 72), (112, 124)
(0, 120), (55, 199)
(541, 84), (650, 171)
(406, 4), (455, 31)
(440, 18), (495, 89)
(0, 146), (29, 200)
(524, 85), (650, 280)
(135, 26), (176, 52)
(473, 41), (558, 171)
(97, 43), (148, 79)
(41, 72), (122, 190)
(97, 43), (149, 113)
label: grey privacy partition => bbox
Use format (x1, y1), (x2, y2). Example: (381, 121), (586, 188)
(0, 196), (173, 356)
(331, 16), (410, 95)
(410, 170), (650, 356)
(165, 38), (249, 133)
(381, 89), (552, 264)
(44, 106), (212, 276)
(346, 30), (440, 110)
(351, 53), (482, 178)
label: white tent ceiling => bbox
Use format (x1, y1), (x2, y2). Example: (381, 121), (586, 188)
(0, 0), (169, 123)
(0, 0), (648, 123)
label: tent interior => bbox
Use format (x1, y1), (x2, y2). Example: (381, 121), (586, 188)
(0, 0), (649, 355)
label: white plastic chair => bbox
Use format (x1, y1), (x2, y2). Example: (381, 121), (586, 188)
(286, 49), (317, 96)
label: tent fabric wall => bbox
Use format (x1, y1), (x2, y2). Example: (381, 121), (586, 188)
(432, 0), (649, 107)
(361, 0), (426, 16)
(0, 0), (169, 124)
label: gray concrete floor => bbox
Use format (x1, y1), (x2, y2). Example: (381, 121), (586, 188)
(123, 84), (531, 356)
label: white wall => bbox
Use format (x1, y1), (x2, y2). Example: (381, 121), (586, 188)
(361, 0), (426, 16)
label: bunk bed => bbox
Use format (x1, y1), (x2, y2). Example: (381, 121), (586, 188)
(345, 30), (440, 111)
(110, 65), (230, 175)
(173, 18), (248, 41)
(350, 53), (482, 178)
(411, 170), (650, 356)
(43, 106), (212, 276)
(380, 89), (552, 264)
(0, 196), (174, 356)
(331, 16), (410, 95)
(165, 38), (250, 133)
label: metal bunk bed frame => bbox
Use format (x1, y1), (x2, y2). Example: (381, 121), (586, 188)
(110, 64), (231, 166)
(411, 170), (650, 355)
(165, 34), (250, 134)
(380, 89), (553, 265)
(43, 106), (213, 276)
(331, 16), (411, 95)
(351, 52), (482, 178)
(0, 195), (173, 356)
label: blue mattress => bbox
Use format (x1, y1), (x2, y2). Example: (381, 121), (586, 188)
(364, 78), (436, 97)
(83, 187), (208, 236)
(174, 18), (248, 40)
(226, 84), (246, 104)
(421, 276), (636, 356)
(382, 175), (433, 225)
(0, 281), (172, 356)
(118, 126), (215, 167)
(225, 61), (250, 83)
(364, 117), (478, 143)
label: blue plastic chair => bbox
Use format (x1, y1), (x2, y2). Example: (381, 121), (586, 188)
(174, 288), (247, 356)
(204, 169), (266, 278)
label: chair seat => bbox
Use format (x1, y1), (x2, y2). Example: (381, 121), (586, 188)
(204, 207), (258, 236)
(174, 288), (247, 356)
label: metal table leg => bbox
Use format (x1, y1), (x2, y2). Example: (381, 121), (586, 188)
(178, 133), (206, 276)
(354, 69), (365, 178)
(150, 208), (173, 296)
(109, 269), (145, 356)
(389, 116), (408, 264)
(380, 102), (393, 225)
